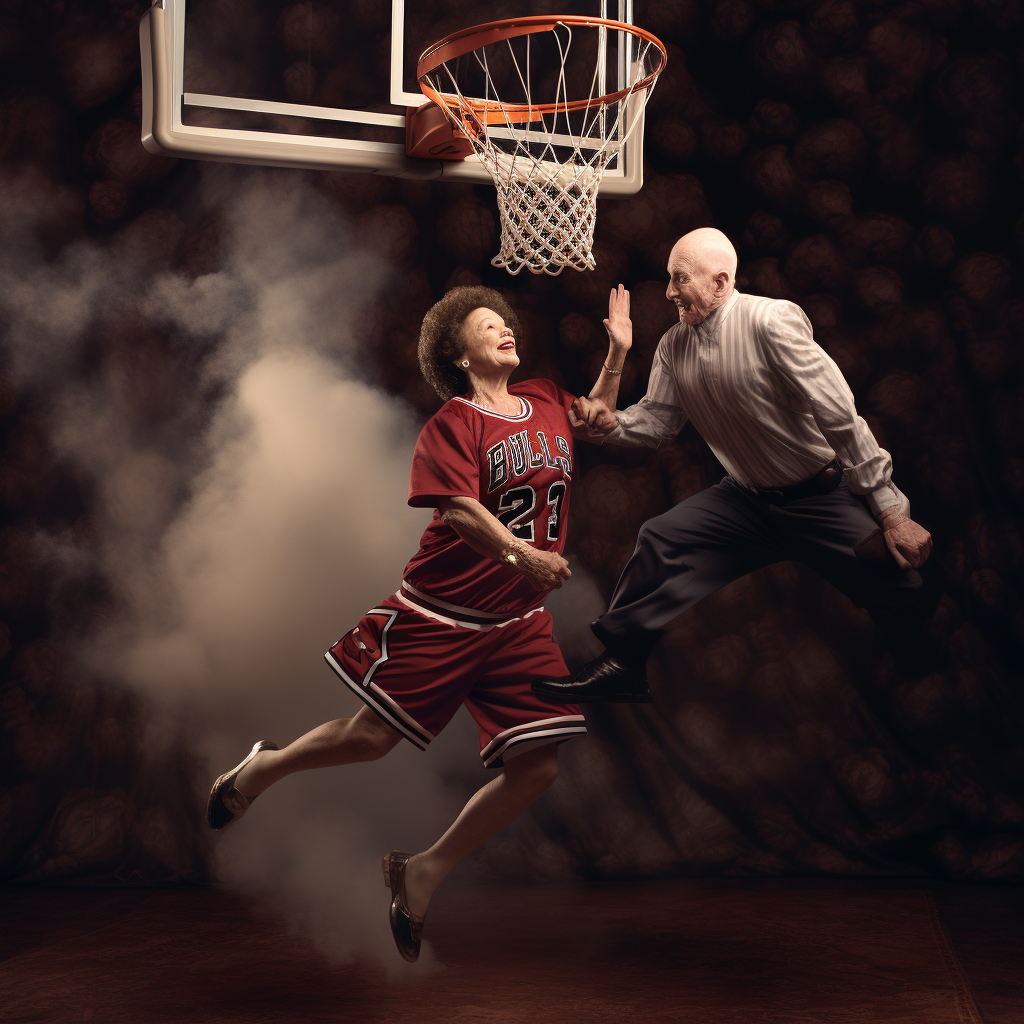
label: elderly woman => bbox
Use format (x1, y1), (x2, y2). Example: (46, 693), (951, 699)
(206, 284), (631, 961)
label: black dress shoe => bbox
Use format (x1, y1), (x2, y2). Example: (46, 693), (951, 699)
(532, 651), (652, 704)
(382, 851), (425, 962)
(206, 740), (278, 831)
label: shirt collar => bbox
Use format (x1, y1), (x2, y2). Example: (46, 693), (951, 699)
(693, 290), (739, 340)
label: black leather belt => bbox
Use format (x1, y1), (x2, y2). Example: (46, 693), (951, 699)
(755, 458), (844, 504)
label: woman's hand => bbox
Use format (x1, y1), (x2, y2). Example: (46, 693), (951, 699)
(438, 496), (572, 592)
(603, 284), (632, 354)
(514, 546), (572, 591)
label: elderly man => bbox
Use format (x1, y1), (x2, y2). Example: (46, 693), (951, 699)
(534, 228), (933, 704)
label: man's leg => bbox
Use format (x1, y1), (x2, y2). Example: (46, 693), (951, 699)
(536, 480), (779, 702)
(401, 742), (559, 918)
(601, 480), (780, 638)
(234, 705), (403, 796)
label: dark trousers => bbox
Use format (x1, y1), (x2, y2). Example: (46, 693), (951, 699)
(598, 476), (925, 649)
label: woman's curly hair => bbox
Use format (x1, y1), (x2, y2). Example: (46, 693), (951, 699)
(418, 286), (520, 401)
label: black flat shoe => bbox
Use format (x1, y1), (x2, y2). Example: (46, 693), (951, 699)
(382, 851), (425, 962)
(532, 651), (652, 704)
(206, 740), (278, 831)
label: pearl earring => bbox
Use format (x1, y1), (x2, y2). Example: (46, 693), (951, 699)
(461, 359), (469, 368)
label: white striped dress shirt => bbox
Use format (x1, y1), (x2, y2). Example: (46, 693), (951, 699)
(606, 290), (902, 517)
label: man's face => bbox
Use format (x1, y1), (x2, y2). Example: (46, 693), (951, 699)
(665, 250), (720, 326)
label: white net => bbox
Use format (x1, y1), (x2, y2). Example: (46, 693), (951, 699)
(420, 19), (665, 276)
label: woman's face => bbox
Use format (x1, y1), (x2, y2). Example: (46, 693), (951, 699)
(458, 307), (519, 377)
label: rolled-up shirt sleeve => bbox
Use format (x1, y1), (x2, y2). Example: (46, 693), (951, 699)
(605, 336), (689, 448)
(765, 302), (901, 516)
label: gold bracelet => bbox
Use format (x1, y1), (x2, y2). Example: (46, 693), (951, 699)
(603, 363), (622, 376)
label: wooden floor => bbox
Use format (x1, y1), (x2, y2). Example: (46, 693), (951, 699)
(1, 878), (1021, 1023)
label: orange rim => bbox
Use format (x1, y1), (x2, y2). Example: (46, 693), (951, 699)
(416, 15), (667, 127)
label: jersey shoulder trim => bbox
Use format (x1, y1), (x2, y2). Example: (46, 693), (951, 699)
(450, 394), (534, 422)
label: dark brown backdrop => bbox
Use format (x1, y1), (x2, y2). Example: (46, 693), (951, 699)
(1, 0), (1023, 886)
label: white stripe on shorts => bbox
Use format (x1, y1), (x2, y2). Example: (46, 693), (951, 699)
(396, 587), (544, 632)
(323, 650), (434, 750)
(480, 715), (588, 768)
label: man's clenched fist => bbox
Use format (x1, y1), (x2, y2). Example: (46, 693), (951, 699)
(879, 509), (933, 570)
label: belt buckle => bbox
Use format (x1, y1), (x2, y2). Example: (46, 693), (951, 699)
(815, 463), (841, 494)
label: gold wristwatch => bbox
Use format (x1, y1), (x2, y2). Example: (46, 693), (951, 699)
(499, 546), (519, 567)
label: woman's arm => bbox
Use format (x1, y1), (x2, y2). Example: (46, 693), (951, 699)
(569, 283), (688, 447)
(436, 495), (571, 591)
(569, 284), (637, 442)
(570, 333), (688, 447)
(587, 284), (632, 409)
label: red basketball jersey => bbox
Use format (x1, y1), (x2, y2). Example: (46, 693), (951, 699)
(404, 378), (575, 618)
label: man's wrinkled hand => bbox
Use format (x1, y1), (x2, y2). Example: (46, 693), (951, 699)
(569, 396), (617, 441)
(880, 511), (932, 570)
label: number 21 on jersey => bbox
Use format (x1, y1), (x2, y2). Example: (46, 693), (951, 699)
(497, 480), (566, 542)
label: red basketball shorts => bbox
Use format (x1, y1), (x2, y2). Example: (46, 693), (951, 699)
(324, 589), (586, 768)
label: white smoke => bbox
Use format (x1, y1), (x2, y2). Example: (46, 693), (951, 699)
(0, 165), (488, 967)
(1, 162), (608, 967)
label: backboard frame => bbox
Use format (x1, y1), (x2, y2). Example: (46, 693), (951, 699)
(140, 0), (648, 193)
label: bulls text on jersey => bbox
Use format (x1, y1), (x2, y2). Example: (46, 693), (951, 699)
(485, 430), (572, 493)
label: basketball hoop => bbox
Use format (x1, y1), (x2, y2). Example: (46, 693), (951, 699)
(412, 16), (667, 276)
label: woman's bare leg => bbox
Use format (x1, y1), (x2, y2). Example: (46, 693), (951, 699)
(401, 742), (560, 919)
(234, 705), (402, 796)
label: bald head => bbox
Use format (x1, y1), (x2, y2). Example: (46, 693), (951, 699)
(666, 228), (738, 326)
(671, 228), (738, 280)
